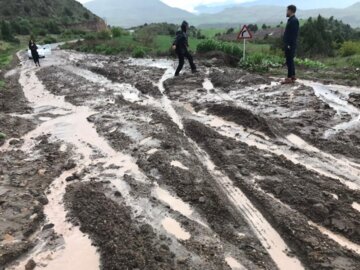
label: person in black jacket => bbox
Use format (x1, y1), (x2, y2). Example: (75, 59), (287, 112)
(172, 21), (197, 76)
(29, 39), (40, 67)
(282, 5), (299, 84)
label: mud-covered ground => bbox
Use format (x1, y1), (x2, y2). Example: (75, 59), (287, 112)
(1, 48), (360, 270)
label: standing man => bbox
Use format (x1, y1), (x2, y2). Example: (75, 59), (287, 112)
(29, 39), (41, 67)
(282, 5), (299, 84)
(172, 21), (197, 77)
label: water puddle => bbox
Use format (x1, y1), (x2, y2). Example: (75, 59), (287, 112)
(171, 160), (189, 170)
(352, 202), (360, 212)
(128, 58), (184, 129)
(161, 217), (191, 240)
(203, 78), (214, 92)
(61, 65), (141, 103)
(153, 186), (193, 217)
(309, 221), (360, 255)
(225, 256), (246, 270)
(301, 81), (360, 137)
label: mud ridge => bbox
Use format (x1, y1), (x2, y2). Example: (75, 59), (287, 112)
(65, 182), (180, 270)
(184, 119), (360, 269)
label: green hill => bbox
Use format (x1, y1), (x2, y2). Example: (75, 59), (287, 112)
(0, 0), (107, 34)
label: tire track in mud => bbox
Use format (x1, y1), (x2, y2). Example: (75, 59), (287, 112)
(127, 60), (305, 269)
(10, 50), (360, 269)
(51, 56), (284, 269)
(183, 119), (360, 270)
(11, 51), (267, 269)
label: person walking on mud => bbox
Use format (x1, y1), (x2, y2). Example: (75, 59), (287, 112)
(282, 5), (299, 84)
(172, 21), (197, 76)
(29, 39), (40, 67)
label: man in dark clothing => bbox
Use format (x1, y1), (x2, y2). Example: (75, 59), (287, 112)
(29, 39), (40, 67)
(172, 21), (197, 76)
(282, 5), (299, 84)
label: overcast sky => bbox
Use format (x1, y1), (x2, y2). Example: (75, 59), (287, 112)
(77, 0), (251, 12)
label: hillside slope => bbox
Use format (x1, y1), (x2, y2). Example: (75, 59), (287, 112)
(0, 0), (107, 32)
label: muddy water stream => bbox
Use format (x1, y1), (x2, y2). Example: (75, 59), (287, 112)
(8, 53), (217, 268)
(301, 81), (360, 138)
(7, 51), (360, 269)
(127, 60), (305, 269)
(195, 110), (360, 190)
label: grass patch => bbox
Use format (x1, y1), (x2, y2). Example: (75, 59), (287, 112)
(323, 55), (360, 68)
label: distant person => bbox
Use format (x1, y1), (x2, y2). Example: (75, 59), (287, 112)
(29, 39), (40, 67)
(172, 21), (197, 76)
(282, 5), (299, 84)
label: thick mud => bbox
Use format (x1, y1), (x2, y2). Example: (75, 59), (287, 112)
(1, 48), (360, 270)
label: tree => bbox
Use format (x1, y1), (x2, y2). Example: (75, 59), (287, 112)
(248, 24), (258, 32)
(226, 28), (234, 34)
(0, 20), (14, 42)
(262, 24), (267, 30)
(298, 15), (358, 57)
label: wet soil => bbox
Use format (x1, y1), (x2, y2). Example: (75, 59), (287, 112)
(65, 182), (178, 270)
(184, 119), (360, 269)
(2, 49), (360, 270)
(0, 135), (71, 266)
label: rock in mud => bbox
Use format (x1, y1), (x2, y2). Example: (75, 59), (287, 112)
(63, 159), (77, 171)
(25, 259), (36, 270)
(348, 93), (360, 109)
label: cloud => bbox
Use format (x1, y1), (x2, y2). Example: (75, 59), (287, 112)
(76, 0), (253, 13)
(161, 0), (251, 12)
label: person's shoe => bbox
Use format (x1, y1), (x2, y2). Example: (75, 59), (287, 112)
(291, 76), (297, 82)
(191, 69), (198, 74)
(174, 73), (179, 77)
(281, 78), (294, 85)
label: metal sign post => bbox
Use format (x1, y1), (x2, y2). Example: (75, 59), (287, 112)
(243, 39), (246, 60)
(237, 25), (253, 61)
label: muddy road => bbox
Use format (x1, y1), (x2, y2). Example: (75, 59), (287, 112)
(1, 48), (360, 270)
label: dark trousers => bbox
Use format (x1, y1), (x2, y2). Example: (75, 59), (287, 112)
(285, 48), (296, 78)
(31, 51), (40, 65)
(175, 50), (196, 75)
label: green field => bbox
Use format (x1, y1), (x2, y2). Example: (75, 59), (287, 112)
(155, 35), (204, 52)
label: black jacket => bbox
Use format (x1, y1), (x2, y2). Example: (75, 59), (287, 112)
(173, 30), (189, 55)
(283, 15), (299, 49)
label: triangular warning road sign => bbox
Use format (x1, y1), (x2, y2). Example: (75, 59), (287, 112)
(237, 25), (253, 40)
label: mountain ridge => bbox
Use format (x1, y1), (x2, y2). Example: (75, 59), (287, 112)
(84, 0), (360, 28)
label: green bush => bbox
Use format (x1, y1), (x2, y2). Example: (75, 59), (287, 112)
(96, 30), (112, 40)
(349, 55), (360, 68)
(294, 58), (326, 69)
(43, 36), (57, 44)
(132, 47), (146, 58)
(239, 52), (283, 72)
(111, 27), (126, 38)
(197, 39), (243, 58)
(84, 32), (97, 41)
(339, 41), (360, 57)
